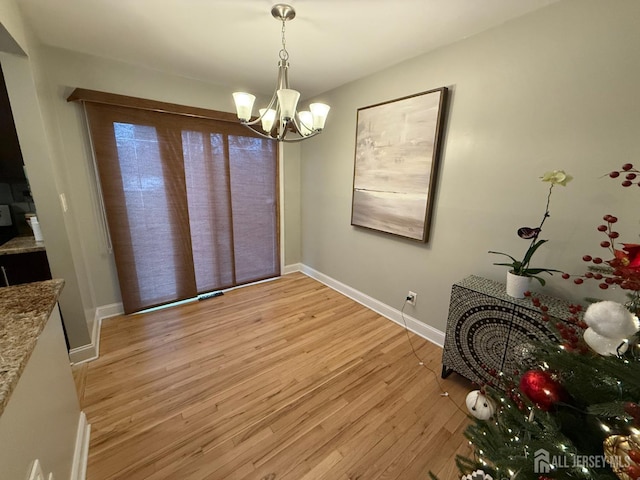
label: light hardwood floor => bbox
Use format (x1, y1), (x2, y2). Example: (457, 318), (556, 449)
(73, 273), (473, 479)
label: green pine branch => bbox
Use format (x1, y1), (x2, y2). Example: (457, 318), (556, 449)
(458, 327), (640, 479)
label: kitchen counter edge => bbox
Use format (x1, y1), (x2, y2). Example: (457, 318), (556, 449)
(0, 279), (65, 417)
(0, 236), (45, 255)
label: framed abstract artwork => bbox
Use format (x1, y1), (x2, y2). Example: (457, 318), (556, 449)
(351, 87), (448, 242)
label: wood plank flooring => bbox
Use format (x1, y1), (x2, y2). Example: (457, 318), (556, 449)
(73, 273), (473, 479)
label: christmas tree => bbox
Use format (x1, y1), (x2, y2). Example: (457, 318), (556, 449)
(457, 164), (640, 480)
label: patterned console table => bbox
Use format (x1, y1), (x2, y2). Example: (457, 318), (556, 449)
(441, 275), (573, 386)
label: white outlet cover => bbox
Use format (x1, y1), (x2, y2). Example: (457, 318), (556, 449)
(407, 291), (417, 305)
(28, 459), (45, 480)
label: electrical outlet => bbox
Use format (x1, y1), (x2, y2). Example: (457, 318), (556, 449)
(407, 291), (417, 306)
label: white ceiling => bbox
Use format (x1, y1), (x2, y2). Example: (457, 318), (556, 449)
(17, 0), (558, 99)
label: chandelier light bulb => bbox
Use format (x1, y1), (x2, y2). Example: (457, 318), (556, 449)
(259, 108), (276, 133)
(297, 111), (313, 136)
(232, 92), (255, 122)
(277, 89), (300, 121)
(310, 103), (330, 130)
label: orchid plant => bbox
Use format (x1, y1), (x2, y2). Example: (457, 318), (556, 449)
(489, 170), (572, 285)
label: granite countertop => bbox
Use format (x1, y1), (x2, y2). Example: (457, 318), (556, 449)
(0, 236), (45, 255)
(0, 279), (64, 416)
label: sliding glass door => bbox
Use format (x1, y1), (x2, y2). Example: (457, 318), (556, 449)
(84, 103), (279, 314)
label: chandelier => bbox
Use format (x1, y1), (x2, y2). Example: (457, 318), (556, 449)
(232, 4), (330, 143)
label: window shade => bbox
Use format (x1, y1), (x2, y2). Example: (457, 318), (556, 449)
(75, 93), (279, 314)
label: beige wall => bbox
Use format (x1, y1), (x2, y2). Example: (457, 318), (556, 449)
(0, 2), (93, 348)
(1, 51), (93, 348)
(0, 1), (28, 54)
(300, 0), (640, 332)
(282, 142), (302, 266)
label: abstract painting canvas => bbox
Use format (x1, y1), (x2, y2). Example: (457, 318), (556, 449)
(351, 87), (448, 242)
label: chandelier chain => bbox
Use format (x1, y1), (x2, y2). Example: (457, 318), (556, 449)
(279, 19), (289, 62)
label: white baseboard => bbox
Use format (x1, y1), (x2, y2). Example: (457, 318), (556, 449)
(282, 263), (303, 275)
(300, 265), (445, 347)
(95, 302), (125, 320)
(69, 266), (444, 364)
(70, 411), (90, 480)
(70, 302), (124, 364)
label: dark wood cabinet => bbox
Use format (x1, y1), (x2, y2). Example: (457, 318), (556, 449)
(0, 251), (52, 286)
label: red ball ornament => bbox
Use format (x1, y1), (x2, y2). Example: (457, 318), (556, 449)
(626, 464), (640, 480)
(519, 370), (566, 411)
(625, 402), (640, 426)
(629, 449), (640, 463)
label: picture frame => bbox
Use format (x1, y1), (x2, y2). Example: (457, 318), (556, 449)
(351, 87), (448, 242)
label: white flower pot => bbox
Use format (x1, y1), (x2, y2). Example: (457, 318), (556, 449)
(506, 271), (532, 299)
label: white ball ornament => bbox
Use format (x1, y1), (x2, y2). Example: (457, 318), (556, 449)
(584, 300), (639, 339)
(461, 469), (494, 480)
(465, 390), (495, 420)
(583, 327), (629, 356)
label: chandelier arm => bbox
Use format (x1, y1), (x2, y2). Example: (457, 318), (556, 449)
(289, 117), (301, 136)
(241, 121), (319, 143)
(290, 116), (316, 137)
(280, 130), (321, 143)
(241, 91), (279, 127)
(278, 118), (304, 141)
(274, 103), (282, 123)
(243, 60), (287, 128)
(292, 115), (316, 136)
(277, 118), (290, 141)
(280, 131), (321, 143)
(280, 116), (322, 141)
(241, 122), (282, 140)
